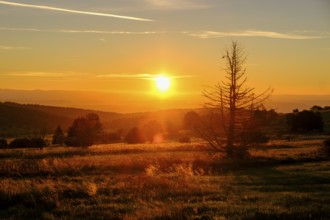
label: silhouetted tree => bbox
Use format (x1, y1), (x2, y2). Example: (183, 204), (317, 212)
(321, 138), (330, 156)
(324, 106), (330, 111)
(125, 127), (146, 144)
(65, 113), (103, 147)
(8, 137), (47, 148)
(246, 108), (278, 129)
(183, 111), (201, 130)
(142, 120), (164, 143)
(165, 121), (179, 139)
(99, 131), (122, 144)
(9, 138), (32, 148)
(30, 138), (48, 149)
(52, 125), (65, 145)
(200, 41), (272, 158)
(311, 105), (323, 112)
(0, 139), (8, 148)
(286, 110), (323, 132)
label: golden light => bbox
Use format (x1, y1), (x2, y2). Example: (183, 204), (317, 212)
(155, 75), (171, 92)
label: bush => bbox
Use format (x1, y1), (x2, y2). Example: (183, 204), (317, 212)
(31, 138), (48, 148)
(125, 127), (146, 144)
(9, 138), (32, 148)
(178, 135), (191, 143)
(98, 132), (122, 144)
(9, 137), (47, 149)
(320, 138), (330, 156)
(240, 131), (269, 146)
(65, 113), (103, 147)
(0, 139), (8, 148)
(286, 110), (323, 132)
(52, 125), (65, 145)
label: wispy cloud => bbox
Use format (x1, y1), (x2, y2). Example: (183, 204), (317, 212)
(146, 0), (209, 10)
(0, 27), (162, 35)
(97, 73), (153, 79)
(6, 72), (89, 77)
(0, 45), (30, 50)
(183, 30), (329, 40)
(0, 1), (153, 21)
(97, 73), (194, 79)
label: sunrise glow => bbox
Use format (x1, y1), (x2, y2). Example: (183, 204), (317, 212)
(155, 75), (171, 92)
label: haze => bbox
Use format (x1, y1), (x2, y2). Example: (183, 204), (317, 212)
(0, 0), (329, 112)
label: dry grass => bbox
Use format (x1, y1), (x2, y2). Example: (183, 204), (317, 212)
(0, 139), (330, 219)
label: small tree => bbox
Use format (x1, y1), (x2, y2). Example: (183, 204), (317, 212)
(183, 111), (201, 131)
(286, 110), (323, 132)
(200, 41), (272, 158)
(142, 120), (164, 143)
(0, 139), (8, 148)
(52, 125), (65, 145)
(65, 113), (103, 147)
(125, 127), (146, 144)
(9, 138), (32, 148)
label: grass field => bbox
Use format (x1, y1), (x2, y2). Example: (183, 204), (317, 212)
(0, 138), (330, 219)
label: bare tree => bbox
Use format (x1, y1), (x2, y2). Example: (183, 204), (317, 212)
(200, 41), (272, 158)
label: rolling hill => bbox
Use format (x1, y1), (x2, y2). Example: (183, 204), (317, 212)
(0, 102), (122, 138)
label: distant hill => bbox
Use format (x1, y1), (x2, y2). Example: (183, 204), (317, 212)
(1, 101), (330, 139)
(0, 102), (194, 138)
(1, 89), (330, 113)
(0, 102), (122, 138)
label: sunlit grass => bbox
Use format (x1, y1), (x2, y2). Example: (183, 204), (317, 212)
(0, 138), (329, 219)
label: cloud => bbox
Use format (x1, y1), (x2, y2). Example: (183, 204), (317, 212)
(0, 1), (153, 21)
(183, 30), (329, 40)
(146, 0), (209, 10)
(0, 27), (162, 35)
(6, 72), (88, 77)
(0, 45), (30, 50)
(97, 73), (153, 79)
(97, 73), (194, 79)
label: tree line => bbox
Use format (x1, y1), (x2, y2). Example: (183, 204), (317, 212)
(0, 41), (327, 153)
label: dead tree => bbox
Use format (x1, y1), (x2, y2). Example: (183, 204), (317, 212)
(200, 41), (272, 158)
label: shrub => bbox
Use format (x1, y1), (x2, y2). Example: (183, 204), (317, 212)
(98, 132), (122, 144)
(0, 139), (8, 148)
(286, 110), (323, 132)
(65, 113), (103, 147)
(9, 138), (47, 148)
(178, 135), (191, 143)
(240, 131), (269, 146)
(9, 138), (32, 148)
(52, 125), (65, 145)
(320, 138), (330, 156)
(125, 127), (146, 144)
(31, 138), (48, 149)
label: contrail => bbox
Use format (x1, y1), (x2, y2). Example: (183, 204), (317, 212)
(0, 1), (153, 21)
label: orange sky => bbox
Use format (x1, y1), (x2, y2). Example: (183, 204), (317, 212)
(0, 0), (329, 112)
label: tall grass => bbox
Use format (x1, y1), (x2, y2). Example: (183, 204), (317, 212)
(0, 139), (329, 219)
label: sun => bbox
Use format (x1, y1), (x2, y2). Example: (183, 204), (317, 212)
(155, 75), (171, 92)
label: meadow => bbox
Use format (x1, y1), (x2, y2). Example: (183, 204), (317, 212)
(0, 137), (330, 220)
